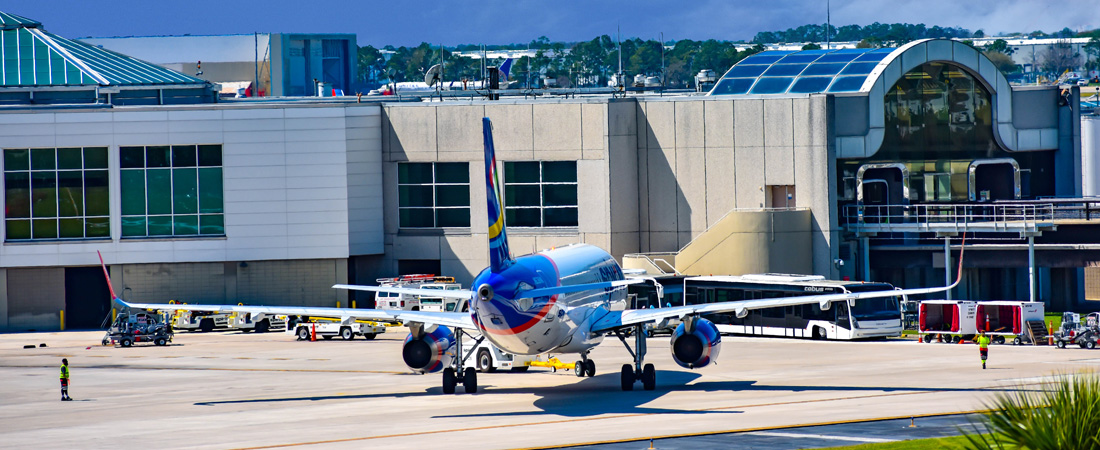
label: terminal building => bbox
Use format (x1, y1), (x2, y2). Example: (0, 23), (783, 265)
(0, 11), (1092, 331)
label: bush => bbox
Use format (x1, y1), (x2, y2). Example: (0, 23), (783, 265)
(965, 373), (1100, 449)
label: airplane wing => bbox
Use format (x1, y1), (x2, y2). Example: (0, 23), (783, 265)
(115, 299), (475, 330)
(590, 283), (949, 333)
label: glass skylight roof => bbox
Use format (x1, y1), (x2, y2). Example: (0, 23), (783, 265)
(708, 47), (899, 96)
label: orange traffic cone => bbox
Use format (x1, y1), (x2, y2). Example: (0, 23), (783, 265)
(311, 322), (317, 342)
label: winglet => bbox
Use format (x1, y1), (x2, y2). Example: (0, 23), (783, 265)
(97, 250), (119, 301)
(483, 117), (512, 272)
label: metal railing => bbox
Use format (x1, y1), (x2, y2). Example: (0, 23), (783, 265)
(842, 203), (1056, 233)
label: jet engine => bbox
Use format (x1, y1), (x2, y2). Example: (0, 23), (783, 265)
(402, 325), (456, 373)
(670, 317), (721, 369)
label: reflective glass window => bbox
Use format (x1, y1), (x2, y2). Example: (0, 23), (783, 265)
(855, 52), (890, 62)
(789, 77), (834, 93)
(725, 65), (768, 78)
(120, 145), (224, 238)
(504, 161), (578, 227)
(710, 78), (754, 95)
(801, 63), (846, 76)
(827, 76), (867, 92)
(750, 77), (795, 94)
(777, 54), (825, 64)
(3, 146), (109, 241)
(816, 53), (861, 63)
(398, 162), (470, 228)
(763, 64), (807, 77)
(881, 62), (994, 157)
(738, 53), (791, 65)
(841, 62), (879, 75)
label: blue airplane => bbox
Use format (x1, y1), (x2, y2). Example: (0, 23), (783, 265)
(111, 117), (963, 394)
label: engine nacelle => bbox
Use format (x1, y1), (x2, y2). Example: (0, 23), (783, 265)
(670, 317), (721, 369)
(401, 325), (456, 373)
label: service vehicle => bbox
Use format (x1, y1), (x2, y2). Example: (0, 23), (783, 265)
(919, 300), (979, 343)
(465, 335), (539, 373)
(229, 311), (287, 333)
(974, 301), (1045, 345)
(374, 274), (463, 311)
(685, 274), (906, 340)
(173, 309), (231, 332)
(1054, 312), (1100, 349)
(290, 317), (387, 341)
(102, 311), (173, 347)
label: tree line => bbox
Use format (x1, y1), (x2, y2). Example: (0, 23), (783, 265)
(356, 24), (1100, 90)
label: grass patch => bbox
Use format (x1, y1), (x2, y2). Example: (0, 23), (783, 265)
(1045, 312), (1062, 331)
(825, 435), (972, 450)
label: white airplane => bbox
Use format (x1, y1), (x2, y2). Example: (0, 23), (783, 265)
(109, 117), (965, 394)
(368, 59), (513, 95)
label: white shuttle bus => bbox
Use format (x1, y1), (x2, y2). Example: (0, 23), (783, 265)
(684, 274), (904, 340)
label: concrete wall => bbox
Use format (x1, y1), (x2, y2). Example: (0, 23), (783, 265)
(0, 103), (382, 269)
(665, 209), (812, 276)
(377, 95), (838, 286)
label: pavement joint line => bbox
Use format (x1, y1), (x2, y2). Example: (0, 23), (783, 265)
(742, 431), (897, 443)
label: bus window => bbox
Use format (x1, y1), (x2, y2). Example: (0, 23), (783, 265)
(850, 297), (901, 321)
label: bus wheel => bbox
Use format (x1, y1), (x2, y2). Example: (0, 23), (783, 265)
(813, 327), (827, 340)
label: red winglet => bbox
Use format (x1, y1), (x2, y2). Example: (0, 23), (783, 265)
(97, 251), (119, 300)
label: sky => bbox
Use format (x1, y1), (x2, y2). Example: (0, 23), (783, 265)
(2, 0), (1098, 47)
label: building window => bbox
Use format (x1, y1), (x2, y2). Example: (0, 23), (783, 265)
(3, 147), (109, 240)
(504, 161), (578, 227)
(119, 145), (224, 237)
(398, 162), (470, 228)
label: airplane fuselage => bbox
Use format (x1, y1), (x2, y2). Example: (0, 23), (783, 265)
(470, 243), (625, 355)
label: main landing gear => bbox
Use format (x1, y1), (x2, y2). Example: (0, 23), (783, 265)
(615, 323), (656, 391)
(442, 327), (484, 394)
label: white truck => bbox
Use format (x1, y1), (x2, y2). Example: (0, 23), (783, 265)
(229, 312), (287, 333)
(465, 334), (539, 372)
(290, 317), (387, 341)
(173, 309), (231, 332)
(374, 274), (464, 311)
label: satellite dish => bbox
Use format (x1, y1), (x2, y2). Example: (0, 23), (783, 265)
(425, 64), (442, 87)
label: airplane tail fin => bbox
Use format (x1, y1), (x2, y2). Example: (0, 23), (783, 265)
(483, 117), (512, 273)
(499, 58), (513, 80)
(97, 251), (119, 301)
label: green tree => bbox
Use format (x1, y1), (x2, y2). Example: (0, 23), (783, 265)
(984, 39), (1014, 55)
(1085, 37), (1100, 71)
(357, 45), (383, 83)
(802, 43), (822, 50)
(973, 29), (985, 39)
(984, 51), (1018, 73)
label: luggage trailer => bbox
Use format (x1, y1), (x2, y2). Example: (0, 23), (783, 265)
(975, 301), (1045, 345)
(919, 300), (978, 343)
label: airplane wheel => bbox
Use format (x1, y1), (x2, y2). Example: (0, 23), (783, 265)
(642, 364), (656, 391)
(464, 367), (478, 393)
(442, 368), (457, 394)
(477, 349), (496, 373)
(340, 327), (354, 340)
(620, 364), (634, 391)
(574, 361), (584, 377)
(584, 359), (596, 377)
(297, 327), (310, 340)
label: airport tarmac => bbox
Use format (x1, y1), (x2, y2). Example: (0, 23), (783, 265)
(1, 329), (1094, 449)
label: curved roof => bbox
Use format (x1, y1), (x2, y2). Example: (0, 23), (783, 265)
(0, 11), (207, 87)
(709, 47), (899, 96)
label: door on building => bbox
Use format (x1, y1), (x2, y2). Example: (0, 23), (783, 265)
(969, 159), (1020, 201)
(857, 164), (909, 223)
(64, 267), (111, 329)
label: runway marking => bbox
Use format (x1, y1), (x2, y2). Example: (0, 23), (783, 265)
(743, 431), (896, 443)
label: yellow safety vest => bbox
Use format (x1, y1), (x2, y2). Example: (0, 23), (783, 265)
(60, 365), (69, 379)
(978, 336), (990, 349)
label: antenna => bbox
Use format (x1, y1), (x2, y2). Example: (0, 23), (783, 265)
(826, 0), (831, 50)
(425, 64), (443, 88)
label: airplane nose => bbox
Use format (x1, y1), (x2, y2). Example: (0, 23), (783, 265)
(478, 284), (494, 301)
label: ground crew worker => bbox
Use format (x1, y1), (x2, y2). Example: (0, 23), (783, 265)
(977, 331), (991, 370)
(60, 358), (72, 401)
